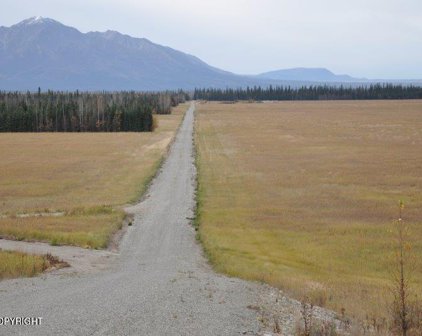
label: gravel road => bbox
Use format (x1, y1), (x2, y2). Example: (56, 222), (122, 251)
(0, 103), (263, 335)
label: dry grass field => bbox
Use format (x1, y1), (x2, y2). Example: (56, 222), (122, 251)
(195, 100), (422, 324)
(0, 103), (187, 249)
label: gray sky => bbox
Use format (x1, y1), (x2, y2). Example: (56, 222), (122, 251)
(2, 0), (422, 79)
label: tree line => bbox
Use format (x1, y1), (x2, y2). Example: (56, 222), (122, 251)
(194, 84), (422, 101)
(0, 90), (189, 132)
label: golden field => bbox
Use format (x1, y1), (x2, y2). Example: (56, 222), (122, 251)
(0, 104), (187, 249)
(195, 100), (422, 323)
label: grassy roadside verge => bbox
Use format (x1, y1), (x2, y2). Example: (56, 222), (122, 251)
(194, 101), (422, 326)
(0, 250), (67, 280)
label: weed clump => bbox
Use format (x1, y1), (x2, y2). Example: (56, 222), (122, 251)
(389, 201), (421, 336)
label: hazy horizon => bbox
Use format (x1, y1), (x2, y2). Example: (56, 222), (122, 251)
(1, 0), (422, 80)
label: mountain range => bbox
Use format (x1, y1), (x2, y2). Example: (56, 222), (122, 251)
(0, 17), (405, 91)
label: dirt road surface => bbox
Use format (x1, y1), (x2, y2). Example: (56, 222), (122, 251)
(0, 103), (263, 335)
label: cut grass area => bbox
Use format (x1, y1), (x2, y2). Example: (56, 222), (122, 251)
(0, 250), (62, 280)
(195, 100), (422, 323)
(0, 103), (187, 250)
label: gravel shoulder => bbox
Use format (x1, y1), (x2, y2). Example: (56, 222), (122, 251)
(0, 103), (344, 336)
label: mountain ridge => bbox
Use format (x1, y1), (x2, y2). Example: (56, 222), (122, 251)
(1, 17), (418, 91)
(258, 67), (366, 82)
(0, 17), (256, 90)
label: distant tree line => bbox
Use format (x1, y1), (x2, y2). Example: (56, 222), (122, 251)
(155, 90), (190, 114)
(0, 90), (189, 132)
(194, 84), (422, 101)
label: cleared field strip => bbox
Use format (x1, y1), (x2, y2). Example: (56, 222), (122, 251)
(0, 104), (187, 249)
(195, 100), (422, 322)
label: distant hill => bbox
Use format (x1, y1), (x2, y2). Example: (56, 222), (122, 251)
(258, 67), (366, 82)
(0, 17), (277, 91)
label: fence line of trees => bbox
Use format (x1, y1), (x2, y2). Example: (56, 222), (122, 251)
(194, 84), (422, 101)
(0, 90), (189, 132)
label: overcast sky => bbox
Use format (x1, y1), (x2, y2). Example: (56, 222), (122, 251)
(2, 0), (422, 79)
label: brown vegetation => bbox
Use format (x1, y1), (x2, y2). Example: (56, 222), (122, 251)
(0, 250), (68, 280)
(195, 100), (422, 326)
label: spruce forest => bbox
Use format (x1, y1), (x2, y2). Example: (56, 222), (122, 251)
(194, 84), (422, 101)
(0, 90), (188, 132)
